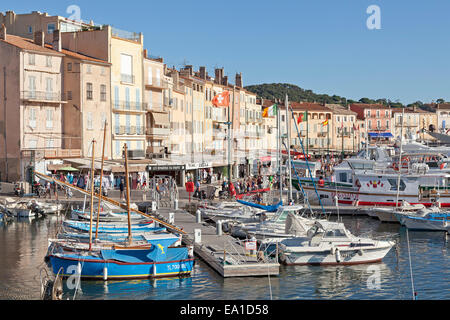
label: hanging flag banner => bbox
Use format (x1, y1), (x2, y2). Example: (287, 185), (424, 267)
(212, 91), (230, 107)
(322, 119), (329, 126)
(262, 104), (277, 117)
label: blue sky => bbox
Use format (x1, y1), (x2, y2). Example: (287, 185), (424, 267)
(2, 0), (450, 104)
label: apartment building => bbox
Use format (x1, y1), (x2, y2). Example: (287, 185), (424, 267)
(350, 103), (393, 143)
(0, 10), (89, 42)
(0, 26), (69, 182)
(291, 102), (332, 154)
(60, 25), (146, 160)
(61, 33), (112, 159)
(144, 52), (169, 158)
(326, 104), (359, 153)
(392, 108), (420, 140)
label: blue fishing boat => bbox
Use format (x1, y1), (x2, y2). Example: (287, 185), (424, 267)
(48, 238), (194, 279)
(236, 200), (283, 213)
(63, 220), (164, 234)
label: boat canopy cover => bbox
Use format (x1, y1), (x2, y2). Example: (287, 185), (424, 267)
(236, 200), (283, 212)
(100, 244), (188, 263)
(368, 132), (394, 138)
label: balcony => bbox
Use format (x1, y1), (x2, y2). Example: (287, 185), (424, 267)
(146, 146), (165, 155)
(121, 73), (135, 84)
(163, 97), (174, 107)
(147, 102), (165, 112)
(112, 27), (141, 42)
(114, 126), (145, 136)
(21, 91), (66, 104)
(145, 78), (168, 90)
(112, 101), (147, 113)
(146, 127), (170, 136)
(395, 122), (418, 127)
(317, 132), (327, 137)
(44, 149), (82, 159)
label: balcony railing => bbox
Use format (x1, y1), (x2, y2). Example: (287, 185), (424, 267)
(114, 126), (144, 136)
(44, 149), (82, 159)
(146, 78), (168, 89)
(21, 91), (65, 103)
(146, 127), (170, 136)
(121, 74), (135, 84)
(146, 146), (165, 155)
(147, 102), (164, 112)
(395, 122), (418, 127)
(163, 97), (173, 107)
(112, 27), (141, 42)
(113, 100), (147, 112)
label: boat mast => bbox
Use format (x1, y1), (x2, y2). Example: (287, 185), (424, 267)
(88, 139), (96, 251)
(95, 121), (107, 240)
(286, 94), (293, 203)
(396, 108), (405, 207)
(277, 99), (282, 201)
(124, 143), (132, 244)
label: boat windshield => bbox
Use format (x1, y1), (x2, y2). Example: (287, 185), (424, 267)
(323, 229), (348, 238)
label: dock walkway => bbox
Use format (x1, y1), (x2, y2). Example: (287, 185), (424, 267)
(153, 207), (280, 278)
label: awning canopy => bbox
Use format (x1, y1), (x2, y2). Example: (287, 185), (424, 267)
(368, 132), (394, 138)
(111, 165), (147, 173)
(151, 112), (169, 125)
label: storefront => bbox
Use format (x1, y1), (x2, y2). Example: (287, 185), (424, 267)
(185, 162), (213, 184)
(146, 164), (186, 186)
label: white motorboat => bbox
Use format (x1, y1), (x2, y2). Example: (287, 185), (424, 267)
(233, 205), (322, 244)
(279, 221), (395, 266)
(367, 202), (426, 223)
(394, 207), (450, 232)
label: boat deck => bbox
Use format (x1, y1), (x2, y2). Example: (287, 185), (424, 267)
(153, 207), (280, 278)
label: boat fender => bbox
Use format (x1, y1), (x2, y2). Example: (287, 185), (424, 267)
(335, 248), (341, 263)
(330, 247), (335, 255)
(358, 249), (364, 256)
(103, 267), (108, 281)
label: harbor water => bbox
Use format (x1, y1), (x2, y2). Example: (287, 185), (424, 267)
(0, 214), (448, 300)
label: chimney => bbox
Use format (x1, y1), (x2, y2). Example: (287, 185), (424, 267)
(143, 49), (148, 58)
(199, 66), (206, 80)
(34, 30), (44, 47)
(0, 24), (6, 41)
(235, 72), (243, 88)
(52, 29), (61, 52)
(214, 68), (223, 85)
(185, 65), (193, 76)
(222, 75), (228, 86)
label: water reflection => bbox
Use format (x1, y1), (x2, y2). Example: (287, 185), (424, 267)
(0, 214), (448, 300)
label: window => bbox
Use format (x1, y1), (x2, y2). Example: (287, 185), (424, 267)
(47, 23), (56, 34)
(27, 26), (33, 34)
(156, 69), (161, 86)
(377, 120), (381, 129)
(367, 110), (371, 117)
(46, 56), (52, 67)
(388, 179), (406, 191)
(126, 114), (130, 134)
(125, 88), (130, 109)
(376, 110), (380, 118)
(46, 109), (53, 129)
(120, 54), (133, 83)
(67, 63), (72, 71)
(115, 114), (120, 134)
(29, 139), (37, 149)
(67, 91), (72, 100)
(86, 65), (92, 74)
(100, 85), (106, 102)
(136, 115), (141, 134)
(101, 67), (106, 76)
(87, 112), (93, 130)
(28, 76), (36, 98)
(46, 78), (53, 100)
(115, 141), (120, 156)
(46, 139), (55, 148)
(147, 67), (152, 85)
(136, 89), (141, 110)
(87, 83), (93, 100)
(29, 108), (36, 128)
(29, 53), (35, 65)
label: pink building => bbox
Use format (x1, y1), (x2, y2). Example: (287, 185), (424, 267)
(349, 103), (393, 141)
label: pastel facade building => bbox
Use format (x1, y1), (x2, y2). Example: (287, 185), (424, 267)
(0, 27), (69, 182)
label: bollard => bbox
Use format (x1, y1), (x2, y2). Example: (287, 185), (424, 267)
(216, 220), (223, 236)
(188, 245), (194, 258)
(173, 199), (179, 210)
(151, 201), (157, 212)
(169, 212), (175, 225)
(196, 209), (202, 224)
(194, 229), (202, 244)
(142, 192), (147, 201)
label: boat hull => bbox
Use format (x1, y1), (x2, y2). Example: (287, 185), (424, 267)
(396, 214), (450, 232)
(280, 246), (393, 266)
(48, 251), (194, 280)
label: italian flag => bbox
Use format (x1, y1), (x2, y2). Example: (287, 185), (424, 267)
(262, 104), (277, 117)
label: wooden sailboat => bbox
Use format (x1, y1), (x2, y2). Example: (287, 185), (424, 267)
(46, 144), (194, 280)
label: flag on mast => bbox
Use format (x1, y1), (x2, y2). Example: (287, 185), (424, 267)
(262, 104), (277, 117)
(297, 111), (308, 124)
(212, 91), (230, 107)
